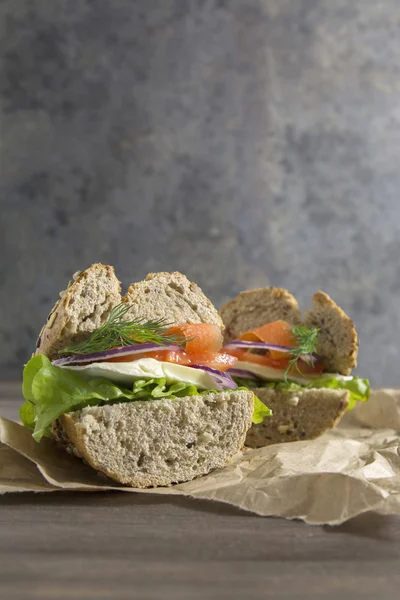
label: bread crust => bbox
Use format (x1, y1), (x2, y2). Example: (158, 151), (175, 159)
(35, 264), (122, 360)
(123, 271), (224, 331)
(303, 291), (358, 375)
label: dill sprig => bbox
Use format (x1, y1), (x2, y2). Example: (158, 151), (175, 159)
(60, 303), (187, 355)
(283, 325), (320, 382)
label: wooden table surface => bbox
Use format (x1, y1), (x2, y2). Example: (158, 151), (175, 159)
(1, 383), (399, 600)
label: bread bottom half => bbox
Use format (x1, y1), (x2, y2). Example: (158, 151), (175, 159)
(246, 387), (349, 448)
(52, 390), (254, 487)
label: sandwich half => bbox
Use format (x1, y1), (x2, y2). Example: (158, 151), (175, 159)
(220, 288), (370, 448)
(20, 265), (268, 487)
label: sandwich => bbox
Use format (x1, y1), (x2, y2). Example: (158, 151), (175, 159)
(20, 264), (270, 487)
(220, 288), (370, 448)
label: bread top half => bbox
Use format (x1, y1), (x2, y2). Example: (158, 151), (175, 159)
(220, 287), (358, 376)
(35, 265), (223, 361)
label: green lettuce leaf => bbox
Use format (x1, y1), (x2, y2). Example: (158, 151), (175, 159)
(234, 374), (370, 411)
(21, 355), (272, 441)
(308, 375), (370, 410)
(22, 354), (50, 402)
(19, 399), (35, 430)
(252, 394), (272, 424)
(233, 377), (260, 389)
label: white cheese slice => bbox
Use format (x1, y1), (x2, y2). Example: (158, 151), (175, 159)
(235, 361), (354, 386)
(234, 361), (312, 385)
(61, 358), (220, 390)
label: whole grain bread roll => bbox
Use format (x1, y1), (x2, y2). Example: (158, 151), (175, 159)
(36, 265), (253, 487)
(220, 286), (359, 447)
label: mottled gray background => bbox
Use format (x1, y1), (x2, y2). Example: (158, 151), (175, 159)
(1, 0), (399, 385)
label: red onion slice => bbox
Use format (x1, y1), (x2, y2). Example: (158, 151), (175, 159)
(190, 365), (238, 390)
(223, 340), (318, 365)
(226, 368), (261, 381)
(223, 340), (294, 352)
(53, 343), (183, 367)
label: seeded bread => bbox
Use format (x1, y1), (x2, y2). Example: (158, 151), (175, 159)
(123, 271), (224, 330)
(39, 266), (252, 487)
(35, 268), (223, 361)
(220, 287), (301, 343)
(245, 388), (349, 448)
(52, 390), (254, 487)
(220, 287), (357, 446)
(303, 291), (358, 375)
(35, 264), (122, 360)
(220, 288), (358, 375)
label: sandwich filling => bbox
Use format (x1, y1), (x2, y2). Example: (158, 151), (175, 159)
(21, 304), (271, 441)
(223, 320), (370, 410)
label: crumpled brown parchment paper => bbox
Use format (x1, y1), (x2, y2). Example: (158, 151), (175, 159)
(1, 389), (399, 525)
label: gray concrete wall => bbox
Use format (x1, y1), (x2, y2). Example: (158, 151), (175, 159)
(1, 0), (399, 386)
